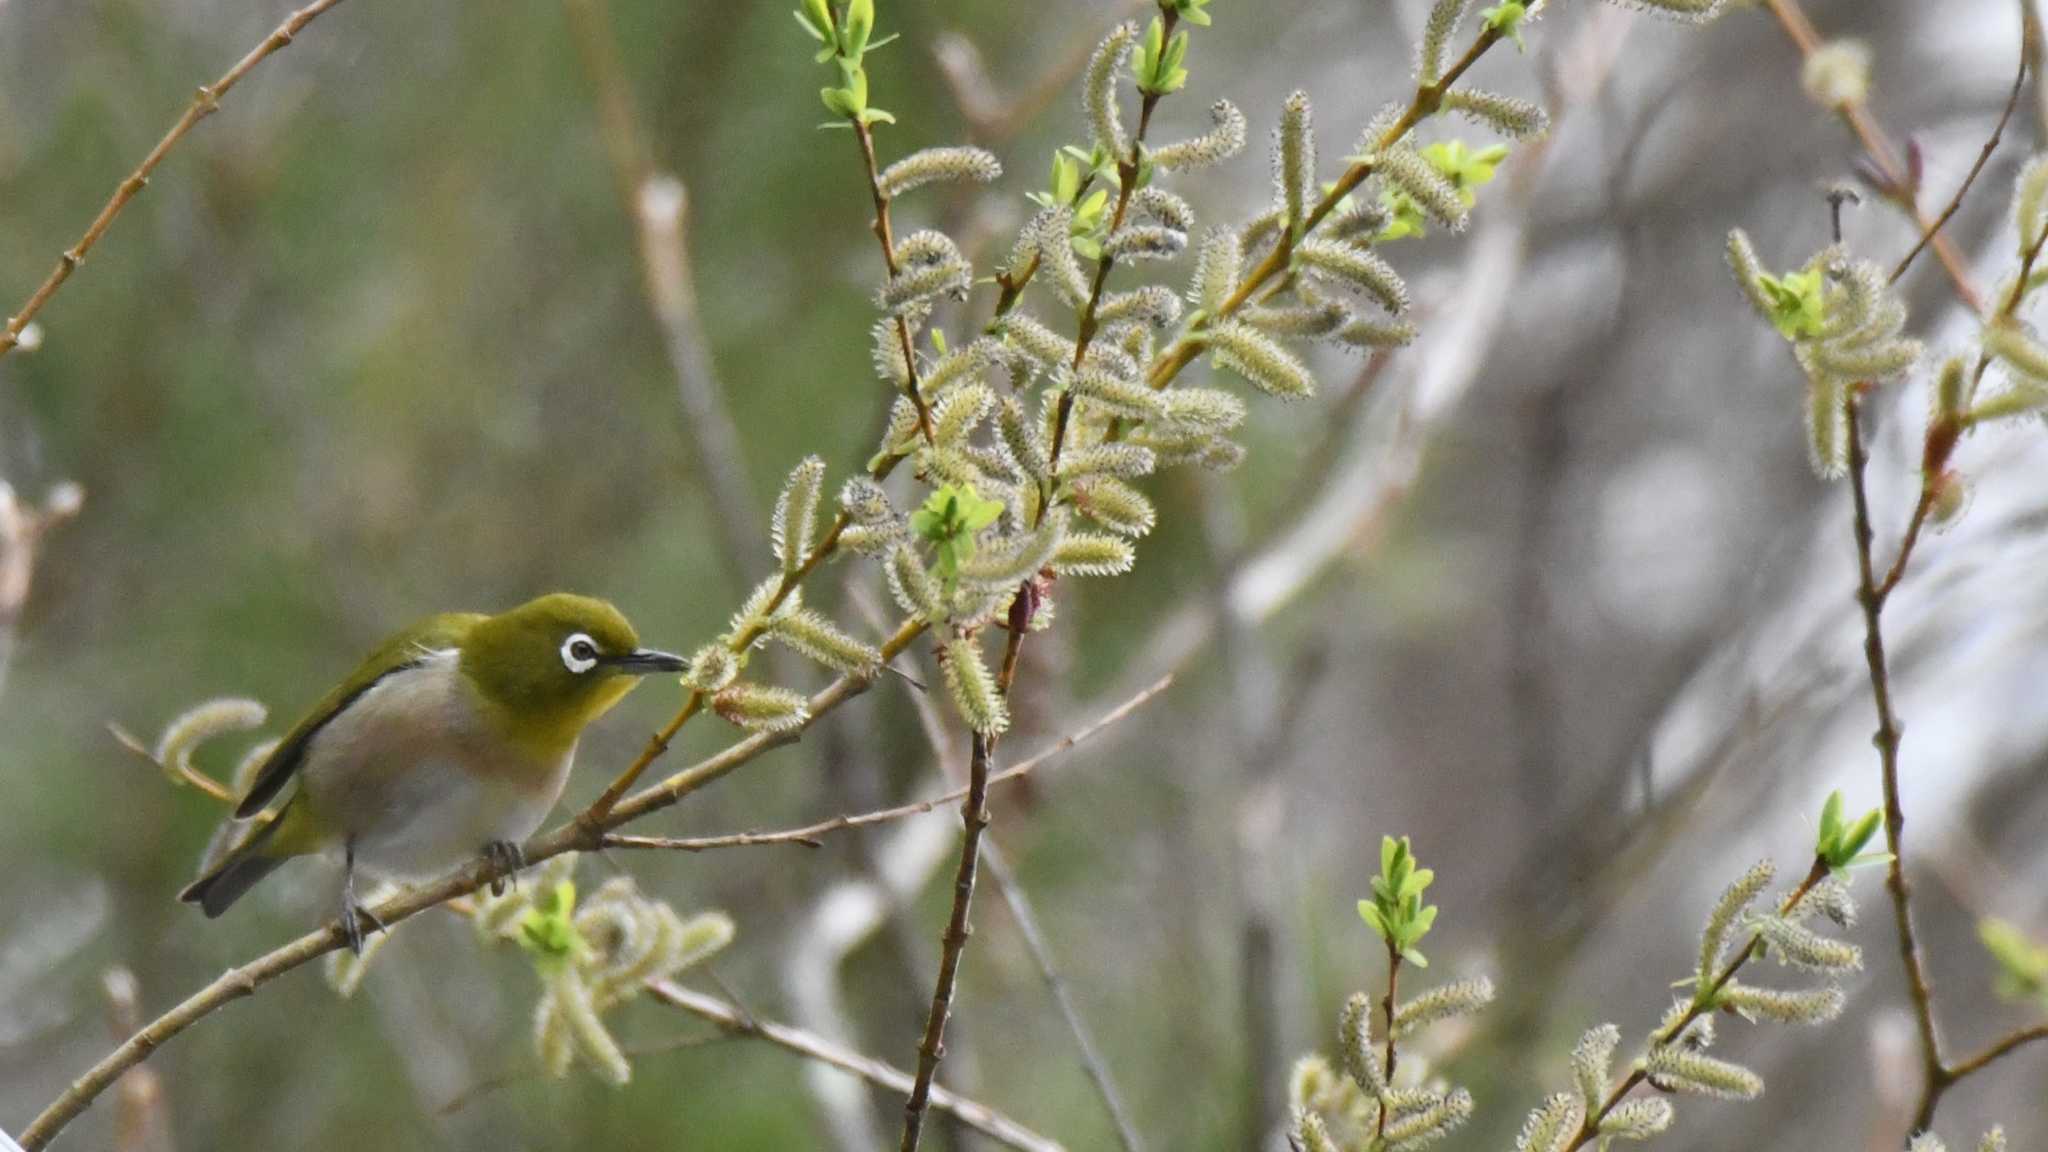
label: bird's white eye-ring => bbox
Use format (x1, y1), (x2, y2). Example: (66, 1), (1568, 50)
(561, 633), (599, 674)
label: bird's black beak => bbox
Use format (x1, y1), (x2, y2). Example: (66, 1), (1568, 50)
(604, 648), (688, 675)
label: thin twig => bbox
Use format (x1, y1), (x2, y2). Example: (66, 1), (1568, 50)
(1941, 1022), (2048, 1083)
(1845, 399), (1947, 1123)
(561, 0), (759, 582)
(0, 0), (356, 360)
(905, 657), (1154, 1152)
(979, 842), (1149, 1152)
(107, 724), (237, 805)
(606, 675), (1172, 854)
(1889, 36), (2028, 286)
(647, 981), (1066, 1152)
(852, 115), (938, 445)
(1759, 0), (1985, 314)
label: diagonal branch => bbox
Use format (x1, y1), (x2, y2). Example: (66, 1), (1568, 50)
(1, 0), (357, 361)
(606, 675), (1172, 855)
(646, 981), (1065, 1152)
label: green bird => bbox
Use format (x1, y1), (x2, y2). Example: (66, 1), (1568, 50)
(179, 593), (685, 952)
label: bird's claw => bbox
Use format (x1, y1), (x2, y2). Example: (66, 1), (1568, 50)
(340, 896), (385, 957)
(483, 840), (525, 897)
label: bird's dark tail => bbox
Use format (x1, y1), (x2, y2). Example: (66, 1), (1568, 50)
(179, 809), (291, 918)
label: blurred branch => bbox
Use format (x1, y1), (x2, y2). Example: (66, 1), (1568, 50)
(0, 0), (355, 361)
(606, 675), (1172, 854)
(978, 843), (1147, 1152)
(561, 0), (758, 582)
(1759, 0), (1986, 313)
(931, 1), (1148, 144)
(0, 480), (83, 697)
(102, 970), (173, 1152)
(646, 981), (1066, 1152)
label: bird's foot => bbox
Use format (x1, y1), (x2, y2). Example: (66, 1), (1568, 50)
(483, 840), (525, 896)
(340, 894), (386, 957)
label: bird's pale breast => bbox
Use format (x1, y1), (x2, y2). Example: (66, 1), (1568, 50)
(296, 650), (573, 879)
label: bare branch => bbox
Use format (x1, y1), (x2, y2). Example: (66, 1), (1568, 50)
(647, 981), (1065, 1152)
(0, 0), (357, 360)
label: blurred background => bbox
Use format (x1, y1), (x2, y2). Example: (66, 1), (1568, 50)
(2, 0), (2044, 1148)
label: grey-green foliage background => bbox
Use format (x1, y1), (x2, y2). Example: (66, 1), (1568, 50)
(1, 0), (2042, 1148)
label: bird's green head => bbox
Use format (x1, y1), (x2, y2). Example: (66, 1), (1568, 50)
(459, 593), (684, 751)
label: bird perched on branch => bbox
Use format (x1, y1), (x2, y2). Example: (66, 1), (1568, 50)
(179, 593), (685, 953)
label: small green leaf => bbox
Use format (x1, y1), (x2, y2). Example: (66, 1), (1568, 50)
(1817, 789), (1845, 843)
(842, 0), (874, 58)
(821, 86), (859, 117)
(793, 7), (828, 42)
(1480, 1), (1528, 51)
(1757, 266), (1827, 340)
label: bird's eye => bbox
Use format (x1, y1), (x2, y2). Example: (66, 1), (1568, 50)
(561, 633), (600, 674)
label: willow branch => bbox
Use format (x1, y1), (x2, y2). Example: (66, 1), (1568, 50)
(1940, 1022), (2048, 1083)
(0, 0), (356, 360)
(1562, 859), (1829, 1149)
(898, 595), (1030, 1152)
(1889, 35), (2028, 286)
(646, 981), (1065, 1152)
(1843, 399), (1947, 1120)
(1143, 20), (1509, 392)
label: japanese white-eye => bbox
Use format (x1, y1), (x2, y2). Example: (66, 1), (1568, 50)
(178, 593), (684, 951)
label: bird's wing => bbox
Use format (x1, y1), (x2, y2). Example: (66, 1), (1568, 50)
(233, 612), (485, 819)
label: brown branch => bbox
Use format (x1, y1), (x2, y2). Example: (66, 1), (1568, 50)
(606, 674), (1172, 854)
(646, 981), (1066, 1152)
(1760, 0), (1985, 314)
(898, 592), (1032, 1152)
(1940, 1022), (2048, 1083)
(19, 615), (929, 1150)
(0, 0), (356, 360)
(1844, 398), (1948, 1123)
(1375, 943), (1402, 1140)
(901, 655), (1152, 1152)
(1889, 35), (2028, 286)
(852, 117), (938, 445)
